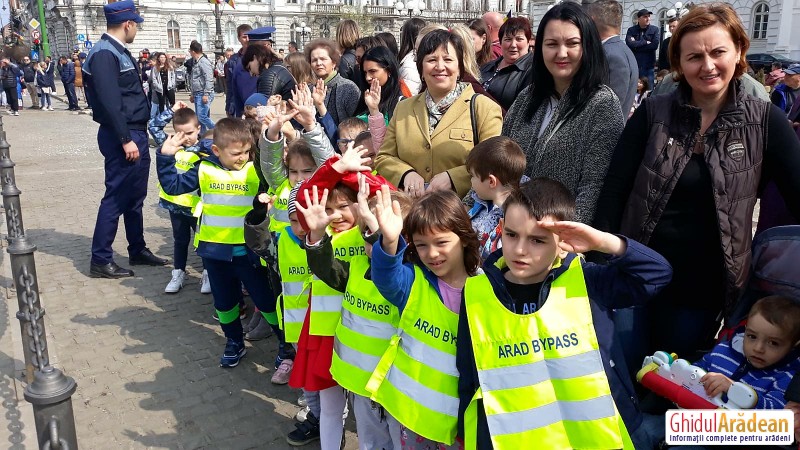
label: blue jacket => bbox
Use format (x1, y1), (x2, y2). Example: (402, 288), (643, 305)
(36, 70), (53, 90)
(82, 34), (150, 141)
(456, 239), (672, 449)
(695, 332), (800, 409)
(771, 83), (797, 115)
(157, 149), (260, 263)
(60, 61), (75, 84)
(625, 24), (660, 69)
(227, 50), (257, 117)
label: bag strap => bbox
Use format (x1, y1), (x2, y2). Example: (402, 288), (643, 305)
(470, 92), (480, 145)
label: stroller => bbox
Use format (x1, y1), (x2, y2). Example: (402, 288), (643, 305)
(720, 225), (800, 339)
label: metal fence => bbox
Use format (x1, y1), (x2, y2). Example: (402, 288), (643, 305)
(0, 117), (78, 450)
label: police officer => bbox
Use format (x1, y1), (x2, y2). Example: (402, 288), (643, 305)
(83, 0), (167, 278)
(227, 25), (275, 117)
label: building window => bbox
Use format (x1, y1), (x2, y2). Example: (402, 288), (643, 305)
(751, 2), (769, 40)
(196, 20), (210, 50)
(225, 21), (237, 47)
(167, 20), (181, 49)
(657, 8), (669, 40)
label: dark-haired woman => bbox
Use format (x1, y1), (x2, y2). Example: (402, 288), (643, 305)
(398, 17), (426, 96)
(358, 46), (411, 120)
(375, 29), (502, 199)
(467, 18), (493, 67)
(502, 3), (622, 224)
(243, 44), (296, 100)
(479, 17), (534, 112)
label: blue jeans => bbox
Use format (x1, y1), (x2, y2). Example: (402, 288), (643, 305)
(193, 92), (215, 135)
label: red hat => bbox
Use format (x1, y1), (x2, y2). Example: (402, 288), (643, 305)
(295, 159), (395, 232)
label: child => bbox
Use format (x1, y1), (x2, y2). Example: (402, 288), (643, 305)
(301, 174), (410, 450)
(148, 102), (210, 294)
(457, 178), (672, 450)
(464, 136), (526, 262)
(157, 117), (280, 369)
(336, 117), (368, 153)
(353, 130), (376, 171)
(36, 62), (53, 111)
(369, 188), (482, 448)
(695, 295), (800, 408)
(288, 145), (375, 449)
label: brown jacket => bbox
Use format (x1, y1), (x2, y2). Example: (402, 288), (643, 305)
(73, 60), (83, 88)
(375, 84), (503, 198)
(620, 81), (770, 314)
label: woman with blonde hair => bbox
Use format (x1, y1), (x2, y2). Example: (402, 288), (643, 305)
(336, 19), (360, 85)
(284, 52), (315, 86)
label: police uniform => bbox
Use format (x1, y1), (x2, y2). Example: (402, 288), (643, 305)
(83, 0), (165, 278)
(228, 26), (275, 117)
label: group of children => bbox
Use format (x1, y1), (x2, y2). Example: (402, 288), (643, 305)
(152, 86), (800, 450)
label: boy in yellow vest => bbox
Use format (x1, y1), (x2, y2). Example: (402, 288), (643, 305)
(158, 118), (282, 368)
(148, 101), (211, 294)
(458, 178), (673, 449)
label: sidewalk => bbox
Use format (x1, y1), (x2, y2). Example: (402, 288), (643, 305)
(0, 106), (357, 449)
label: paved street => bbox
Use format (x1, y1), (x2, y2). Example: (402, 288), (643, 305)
(0, 93), (358, 449)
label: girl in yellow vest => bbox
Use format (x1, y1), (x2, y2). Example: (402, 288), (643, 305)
(369, 188), (481, 449)
(252, 85), (336, 385)
(300, 173), (411, 450)
(289, 145), (375, 450)
(458, 178), (672, 450)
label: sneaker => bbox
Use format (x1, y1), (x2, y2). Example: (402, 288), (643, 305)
(271, 359), (293, 385)
(297, 393), (308, 407)
(245, 316), (273, 341)
(11, 111), (18, 116)
(212, 311), (219, 322)
(200, 269), (211, 294)
(219, 339), (246, 368)
(286, 413), (320, 446)
(164, 269), (185, 294)
(294, 405), (309, 422)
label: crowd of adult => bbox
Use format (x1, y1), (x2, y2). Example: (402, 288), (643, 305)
(77, 0), (800, 447)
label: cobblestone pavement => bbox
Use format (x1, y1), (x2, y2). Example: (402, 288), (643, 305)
(0, 96), (358, 449)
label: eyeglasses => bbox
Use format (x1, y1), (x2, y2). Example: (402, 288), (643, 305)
(336, 130), (372, 148)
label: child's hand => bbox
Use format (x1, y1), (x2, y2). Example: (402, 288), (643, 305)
(266, 102), (299, 142)
(375, 184), (403, 255)
(364, 78), (381, 116)
(311, 78), (327, 107)
(295, 185), (334, 244)
(701, 372), (734, 398)
(356, 173), (379, 234)
(267, 95), (282, 107)
(288, 84), (317, 132)
(161, 131), (188, 156)
(257, 193), (275, 209)
(538, 221), (626, 256)
(332, 142), (372, 174)
(171, 100), (188, 112)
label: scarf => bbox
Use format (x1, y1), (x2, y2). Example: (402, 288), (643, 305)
(425, 82), (468, 135)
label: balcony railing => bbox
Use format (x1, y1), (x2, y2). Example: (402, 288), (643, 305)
(364, 5), (397, 15)
(308, 3), (343, 14)
(304, 3), (481, 19)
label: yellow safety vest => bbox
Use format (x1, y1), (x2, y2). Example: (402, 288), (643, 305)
(194, 161), (260, 246)
(463, 257), (631, 450)
(365, 265), (460, 444)
(268, 179), (291, 234)
(277, 227), (312, 343)
(330, 255), (400, 397)
(158, 150), (201, 209)
(308, 226), (366, 336)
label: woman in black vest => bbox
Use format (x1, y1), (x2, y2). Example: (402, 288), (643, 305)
(595, 4), (800, 367)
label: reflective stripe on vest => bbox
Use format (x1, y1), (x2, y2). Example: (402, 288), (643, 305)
(365, 265), (460, 445)
(268, 179), (291, 233)
(277, 231), (311, 343)
(158, 150), (201, 209)
(309, 227), (365, 336)
(463, 257), (629, 450)
(330, 256), (400, 397)
(194, 161), (259, 246)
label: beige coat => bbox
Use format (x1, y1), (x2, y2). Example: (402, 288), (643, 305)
(375, 84), (503, 198)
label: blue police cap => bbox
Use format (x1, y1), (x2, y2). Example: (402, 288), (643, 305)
(246, 26), (276, 42)
(104, 0), (144, 25)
